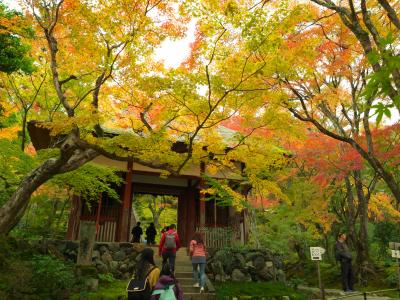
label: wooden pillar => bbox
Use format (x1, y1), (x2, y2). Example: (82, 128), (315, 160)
(117, 161), (133, 242)
(186, 189), (197, 245)
(214, 198), (217, 228)
(66, 195), (82, 240)
(95, 193), (103, 237)
(199, 162), (206, 228)
(177, 194), (186, 246)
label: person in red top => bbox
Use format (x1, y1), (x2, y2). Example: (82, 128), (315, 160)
(158, 224), (181, 272)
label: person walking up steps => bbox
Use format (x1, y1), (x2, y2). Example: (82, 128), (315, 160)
(189, 232), (206, 293)
(146, 223), (157, 245)
(127, 248), (160, 300)
(131, 222), (143, 243)
(151, 262), (184, 300)
(159, 224), (181, 272)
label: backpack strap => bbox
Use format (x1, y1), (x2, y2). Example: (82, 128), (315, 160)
(131, 265), (157, 280)
(146, 266), (157, 278)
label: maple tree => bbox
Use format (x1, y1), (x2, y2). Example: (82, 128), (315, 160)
(289, 130), (375, 268)
(0, 0), (293, 235)
(274, 1), (400, 207)
(274, 4), (400, 268)
(0, 0), (187, 234)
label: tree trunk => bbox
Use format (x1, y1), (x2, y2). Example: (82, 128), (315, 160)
(354, 171), (370, 268)
(21, 110), (27, 151)
(0, 136), (98, 235)
(344, 176), (357, 248)
(0, 157), (66, 234)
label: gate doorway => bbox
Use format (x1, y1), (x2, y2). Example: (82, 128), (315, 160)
(130, 193), (178, 244)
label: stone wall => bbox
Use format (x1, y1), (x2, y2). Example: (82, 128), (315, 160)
(206, 248), (285, 283)
(35, 240), (143, 280)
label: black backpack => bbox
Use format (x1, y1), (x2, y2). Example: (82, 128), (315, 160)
(127, 266), (157, 300)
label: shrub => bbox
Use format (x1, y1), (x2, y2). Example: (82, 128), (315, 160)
(384, 265), (399, 287)
(30, 254), (75, 296)
(98, 273), (116, 283)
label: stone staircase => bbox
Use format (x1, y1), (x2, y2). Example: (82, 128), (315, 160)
(153, 247), (216, 300)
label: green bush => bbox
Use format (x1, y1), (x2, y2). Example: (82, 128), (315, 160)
(384, 265), (399, 287)
(98, 273), (116, 283)
(30, 254), (75, 296)
(373, 222), (400, 258)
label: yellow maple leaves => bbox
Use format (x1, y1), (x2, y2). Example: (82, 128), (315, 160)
(0, 125), (19, 140)
(369, 193), (400, 222)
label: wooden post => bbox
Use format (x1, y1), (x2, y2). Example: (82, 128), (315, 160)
(200, 161), (206, 228)
(214, 198), (217, 228)
(95, 193), (102, 237)
(66, 195), (81, 240)
(117, 161), (133, 242)
(397, 256), (400, 290)
(186, 189), (196, 245)
(316, 261), (325, 300)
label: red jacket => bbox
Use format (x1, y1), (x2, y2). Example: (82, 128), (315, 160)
(159, 229), (181, 255)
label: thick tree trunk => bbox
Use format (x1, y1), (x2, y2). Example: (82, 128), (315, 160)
(354, 171), (370, 265)
(344, 176), (357, 248)
(353, 170), (372, 283)
(0, 136), (98, 235)
(0, 157), (66, 234)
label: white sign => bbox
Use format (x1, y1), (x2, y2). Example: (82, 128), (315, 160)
(310, 247), (325, 261)
(391, 250), (400, 258)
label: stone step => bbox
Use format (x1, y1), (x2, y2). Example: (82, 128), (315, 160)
(181, 285), (205, 294)
(175, 271), (194, 279)
(175, 266), (193, 272)
(154, 261), (193, 268)
(176, 277), (195, 285)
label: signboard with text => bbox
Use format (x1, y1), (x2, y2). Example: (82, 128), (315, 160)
(310, 247), (325, 261)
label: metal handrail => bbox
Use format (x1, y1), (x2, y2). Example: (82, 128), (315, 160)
(333, 288), (400, 299)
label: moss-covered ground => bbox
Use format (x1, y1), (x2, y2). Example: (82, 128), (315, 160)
(70, 280), (127, 300)
(214, 281), (308, 300)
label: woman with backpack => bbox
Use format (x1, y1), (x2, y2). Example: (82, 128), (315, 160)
(189, 232), (206, 293)
(127, 248), (160, 300)
(159, 224), (181, 272)
(151, 262), (184, 300)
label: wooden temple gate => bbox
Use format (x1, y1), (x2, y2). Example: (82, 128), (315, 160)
(65, 158), (248, 247)
(27, 121), (249, 248)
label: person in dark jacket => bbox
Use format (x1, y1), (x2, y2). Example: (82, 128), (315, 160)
(146, 223), (157, 245)
(131, 222), (143, 243)
(335, 233), (355, 292)
(151, 262), (184, 300)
